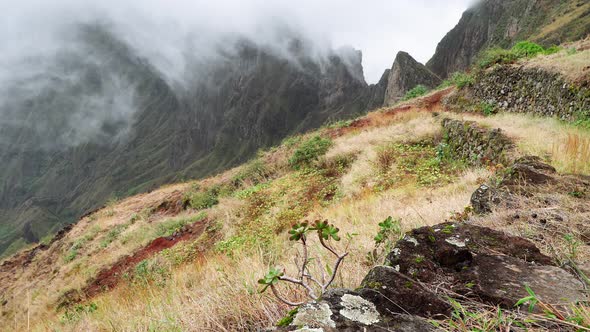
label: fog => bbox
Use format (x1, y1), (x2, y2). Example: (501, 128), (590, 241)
(0, 0), (475, 149)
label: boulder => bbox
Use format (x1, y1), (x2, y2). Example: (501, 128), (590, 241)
(503, 156), (556, 186)
(359, 266), (450, 318)
(470, 184), (501, 214)
(386, 222), (586, 310)
(276, 288), (440, 332)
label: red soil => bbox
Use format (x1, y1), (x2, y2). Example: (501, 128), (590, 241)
(326, 87), (454, 139)
(82, 219), (208, 299)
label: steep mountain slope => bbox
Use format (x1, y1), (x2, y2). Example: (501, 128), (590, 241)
(427, 0), (590, 78)
(0, 24), (387, 257)
(383, 51), (441, 106)
(2, 43), (588, 328)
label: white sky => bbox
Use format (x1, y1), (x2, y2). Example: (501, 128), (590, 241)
(0, 0), (475, 83)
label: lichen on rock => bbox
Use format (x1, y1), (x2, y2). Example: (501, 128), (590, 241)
(338, 294), (380, 325)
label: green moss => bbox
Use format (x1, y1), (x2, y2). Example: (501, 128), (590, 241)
(364, 281), (384, 289)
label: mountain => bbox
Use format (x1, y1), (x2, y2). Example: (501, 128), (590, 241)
(0, 24), (387, 257)
(427, 0), (590, 78)
(383, 51), (441, 106)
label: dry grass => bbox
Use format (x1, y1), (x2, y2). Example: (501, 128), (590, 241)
(5, 95), (590, 331)
(446, 112), (590, 175)
(524, 37), (590, 83)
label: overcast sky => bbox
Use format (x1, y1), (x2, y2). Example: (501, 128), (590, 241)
(1, 0), (475, 83)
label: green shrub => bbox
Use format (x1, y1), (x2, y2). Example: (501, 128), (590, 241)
(478, 41), (556, 69)
(511, 41), (545, 58)
(402, 85), (429, 101)
(185, 186), (219, 210)
(543, 45), (561, 55)
(100, 222), (131, 248)
(232, 158), (270, 186)
(438, 72), (474, 90)
(480, 102), (496, 116)
(289, 136), (332, 170)
(477, 47), (519, 68)
(451, 72), (474, 89)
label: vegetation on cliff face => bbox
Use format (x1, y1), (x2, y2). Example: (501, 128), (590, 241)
(1, 1), (589, 330)
(0, 25), (388, 258)
(2, 67), (589, 329)
(427, 0), (590, 78)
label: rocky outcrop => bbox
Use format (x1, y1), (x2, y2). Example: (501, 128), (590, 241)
(471, 156), (561, 214)
(441, 118), (513, 166)
(426, 0), (589, 79)
(274, 221), (587, 331)
(470, 65), (590, 121)
(383, 52), (441, 106)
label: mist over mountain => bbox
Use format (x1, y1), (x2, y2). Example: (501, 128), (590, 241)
(0, 0), (473, 256)
(0, 17), (382, 256)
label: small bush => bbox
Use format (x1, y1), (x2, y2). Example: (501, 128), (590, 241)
(232, 158), (270, 186)
(402, 85), (429, 101)
(511, 41), (545, 58)
(438, 72), (474, 90)
(289, 136), (332, 170)
(185, 186), (219, 210)
(478, 41), (557, 69)
(543, 45), (561, 55)
(480, 102), (496, 116)
(567, 47), (578, 56)
(477, 47), (519, 69)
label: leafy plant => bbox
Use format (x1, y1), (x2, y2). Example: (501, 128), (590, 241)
(185, 186), (219, 210)
(511, 41), (545, 58)
(480, 102), (496, 116)
(258, 219), (349, 306)
(515, 285), (565, 320)
(367, 216), (402, 265)
(439, 72), (475, 89)
(402, 85), (429, 101)
(564, 233), (581, 261)
(477, 47), (519, 68)
(288, 136), (332, 170)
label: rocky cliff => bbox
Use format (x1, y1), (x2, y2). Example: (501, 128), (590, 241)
(426, 0), (590, 78)
(0, 24), (387, 257)
(383, 51), (441, 106)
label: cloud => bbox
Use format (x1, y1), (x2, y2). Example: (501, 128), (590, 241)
(0, 0), (473, 149)
(1, 0), (473, 83)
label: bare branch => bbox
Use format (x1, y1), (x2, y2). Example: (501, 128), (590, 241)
(279, 275), (318, 299)
(322, 252), (348, 291)
(270, 285), (305, 306)
(299, 237), (308, 280)
(318, 236), (339, 258)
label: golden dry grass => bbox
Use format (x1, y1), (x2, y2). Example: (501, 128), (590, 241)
(4, 102), (590, 331)
(447, 112), (590, 175)
(523, 40), (590, 83)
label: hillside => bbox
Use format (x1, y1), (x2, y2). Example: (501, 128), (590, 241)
(0, 24), (387, 258)
(1, 38), (589, 330)
(427, 0), (590, 78)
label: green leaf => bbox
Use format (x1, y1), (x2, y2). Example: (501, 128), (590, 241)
(258, 268), (284, 293)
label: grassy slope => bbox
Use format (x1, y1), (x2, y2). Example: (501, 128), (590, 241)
(1, 48), (590, 332)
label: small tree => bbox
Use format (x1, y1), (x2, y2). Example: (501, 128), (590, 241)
(258, 220), (348, 306)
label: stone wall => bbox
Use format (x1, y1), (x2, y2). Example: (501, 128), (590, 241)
(471, 65), (589, 121)
(441, 118), (512, 165)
